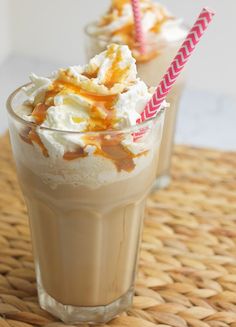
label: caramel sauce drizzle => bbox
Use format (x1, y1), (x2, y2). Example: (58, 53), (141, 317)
(31, 103), (48, 124)
(112, 0), (129, 12)
(150, 15), (174, 34)
(20, 128), (49, 158)
(112, 24), (133, 41)
(29, 130), (49, 158)
(19, 102), (49, 156)
(99, 0), (129, 26)
(47, 78), (119, 131)
(63, 134), (147, 173)
(82, 69), (99, 79)
(63, 147), (87, 161)
(56, 77), (145, 172)
(20, 51), (147, 171)
(52, 79), (117, 105)
(99, 134), (136, 172)
(103, 44), (130, 88)
(59, 47), (145, 172)
(21, 80), (119, 142)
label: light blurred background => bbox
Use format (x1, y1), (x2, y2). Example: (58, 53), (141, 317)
(0, 0), (235, 149)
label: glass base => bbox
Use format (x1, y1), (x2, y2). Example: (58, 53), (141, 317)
(152, 174), (171, 190)
(38, 282), (134, 324)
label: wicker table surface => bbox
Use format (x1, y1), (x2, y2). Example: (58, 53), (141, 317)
(0, 134), (236, 327)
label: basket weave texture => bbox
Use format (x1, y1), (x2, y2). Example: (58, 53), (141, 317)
(0, 134), (236, 327)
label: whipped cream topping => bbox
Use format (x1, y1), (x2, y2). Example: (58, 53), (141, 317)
(19, 44), (153, 132)
(15, 44), (166, 175)
(90, 0), (186, 59)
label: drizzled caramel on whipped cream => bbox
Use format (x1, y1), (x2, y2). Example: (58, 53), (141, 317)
(102, 45), (131, 88)
(98, 1), (171, 53)
(92, 0), (186, 62)
(17, 44), (154, 172)
(45, 79), (118, 132)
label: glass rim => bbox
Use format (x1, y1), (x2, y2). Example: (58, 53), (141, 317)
(6, 83), (165, 136)
(84, 21), (188, 47)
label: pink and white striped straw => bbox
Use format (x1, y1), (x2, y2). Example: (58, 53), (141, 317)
(131, 0), (145, 54)
(137, 7), (215, 124)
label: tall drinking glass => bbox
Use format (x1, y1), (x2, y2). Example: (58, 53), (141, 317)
(7, 84), (165, 324)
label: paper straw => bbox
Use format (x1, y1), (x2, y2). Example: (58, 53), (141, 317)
(137, 7), (215, 124)
(131, 0), (145, 53)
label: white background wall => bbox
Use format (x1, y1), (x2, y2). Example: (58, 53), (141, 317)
(8, 0), (236, 96)
(0, 0), (10, 63)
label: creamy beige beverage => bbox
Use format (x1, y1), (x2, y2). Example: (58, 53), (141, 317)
(85, 0), (187, 188)
(7, 44), (165, 324)
(17, 149), (156, 307)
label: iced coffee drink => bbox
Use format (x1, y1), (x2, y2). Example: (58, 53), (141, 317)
(85, 0), (187, 188)
(7, 44), (166, 324)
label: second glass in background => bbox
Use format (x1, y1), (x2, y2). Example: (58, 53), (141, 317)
(85, 25), (187, 189)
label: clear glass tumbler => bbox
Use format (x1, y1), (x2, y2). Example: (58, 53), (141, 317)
(84, 23), (187, 189)
(7, 84), (165, 324)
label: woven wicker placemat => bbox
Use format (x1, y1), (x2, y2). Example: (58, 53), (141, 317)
(0, 134), (236, 327)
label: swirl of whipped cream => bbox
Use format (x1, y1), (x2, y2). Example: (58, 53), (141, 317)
(20, 44), (152, 132)
(90, 0), (186, 54)
(16, 44), (166, 166)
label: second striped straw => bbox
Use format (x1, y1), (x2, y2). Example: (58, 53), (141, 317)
(131, 0), (146, 54)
